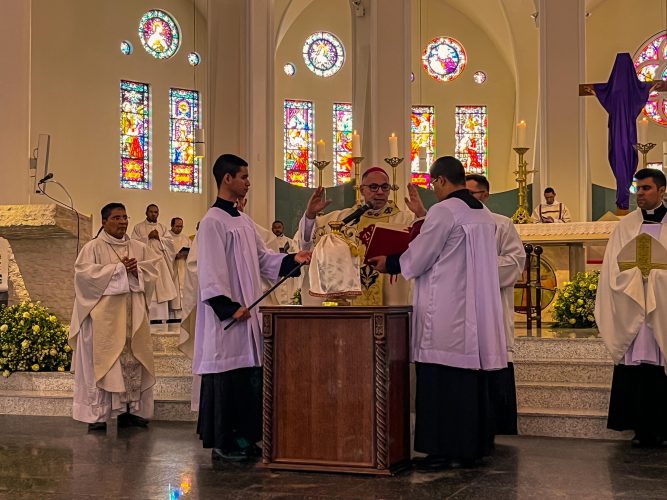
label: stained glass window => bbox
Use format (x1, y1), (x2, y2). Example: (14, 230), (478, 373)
(120, 80), (150, 190)
(169, 88), (201, 193)
(410, 105), (435, 188)
(633, 32), (667, 126)
(455, 106), (488, 176)
(303, 32), (345, 77)
(332, 103), (353, 185)
(284, 99), (314, 187)
(138, 10), (180, 60)
(422, 36), (467, 82)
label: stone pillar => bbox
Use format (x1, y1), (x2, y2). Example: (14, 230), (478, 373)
(352, 0), (412, 202)
(208, 0), (275, 228)
(537, 0), (589, 221)
(0, 0), (32, 205)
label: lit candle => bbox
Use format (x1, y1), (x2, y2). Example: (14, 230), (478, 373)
(418, 146), (427, 170)
(352, 130), (361, 157)
(663, 141), (667, 158)
(388, 133), (398, 158)
(316, 139), (325, 160)
(638, 117), (649, 144)
(517, 120), (527, 147)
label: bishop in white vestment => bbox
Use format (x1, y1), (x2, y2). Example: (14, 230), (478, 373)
(70, 203), (160, 430)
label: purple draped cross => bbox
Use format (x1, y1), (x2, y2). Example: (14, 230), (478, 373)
(594, 53), (652, 210)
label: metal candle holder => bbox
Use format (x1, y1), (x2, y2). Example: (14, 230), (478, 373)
(384, 157), (404, 204)
(313, 160), (330, 188)
(633, 142), (656, 168)
(351, 156), (364, 205)
(511, 147), (536, 224)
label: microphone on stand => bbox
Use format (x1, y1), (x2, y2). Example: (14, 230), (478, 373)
(342, 203), (372, 226)
(38, 173), (53, 184)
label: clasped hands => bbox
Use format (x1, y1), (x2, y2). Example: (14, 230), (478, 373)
(121, 257), (139, 278)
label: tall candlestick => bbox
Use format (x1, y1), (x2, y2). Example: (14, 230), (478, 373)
(316, 139), (325, 160)
(663, 141), (667, 160)
(638, 117), (649, 144)
(517, 120), (527, 147)
(388, 133), (398, 158)
(351, 130), (361, 158)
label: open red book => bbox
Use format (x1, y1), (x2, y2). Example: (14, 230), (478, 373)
(364, 223), (412, 264)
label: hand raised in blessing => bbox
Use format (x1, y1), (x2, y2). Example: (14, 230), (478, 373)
(305, 187), (332, 219)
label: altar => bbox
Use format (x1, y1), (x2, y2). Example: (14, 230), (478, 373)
(514, 221), (617, 321)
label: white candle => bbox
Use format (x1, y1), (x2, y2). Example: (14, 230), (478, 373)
(388, 133), (398, 158)
(663, 141), (667, 157)
(517, 120), (527, 147)
(352, 130), (361, 157)
(638, 117), (649, 144)
(316, 139), (325, 160)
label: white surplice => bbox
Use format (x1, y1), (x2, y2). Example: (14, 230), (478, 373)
(193, 208), (286, 375)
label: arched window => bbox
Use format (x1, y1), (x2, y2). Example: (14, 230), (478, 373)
(411, 105), (435, 188)
(284, 99), (314, 187)
(120, 80), (151, 190)
(332, 103), (353, 185)
(169, 88), (201, 193)
(455, 106), (487, 176)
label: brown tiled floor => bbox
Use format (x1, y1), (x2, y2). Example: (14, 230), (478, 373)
(0, 415), (666, 499)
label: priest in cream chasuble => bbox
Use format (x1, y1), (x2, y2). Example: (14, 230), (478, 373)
(298, 167), (426, 305)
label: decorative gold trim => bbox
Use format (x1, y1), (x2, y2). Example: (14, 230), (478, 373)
(262, 313), (273, 464)
(618, 233), (667, 278)
(373, 313), (388, 469)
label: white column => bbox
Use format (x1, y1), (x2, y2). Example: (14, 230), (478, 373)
(537, 0), (588, 221)
(0, 0), (31, 204)
(352, 0), (412, 203)
(207, 0), (274, 228)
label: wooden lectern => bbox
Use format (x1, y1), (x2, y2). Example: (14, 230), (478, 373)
(260, 306), (412, 475)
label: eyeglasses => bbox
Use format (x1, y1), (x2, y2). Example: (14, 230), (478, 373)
(361, 183), (392, 192)
(429, 176), (441, 186)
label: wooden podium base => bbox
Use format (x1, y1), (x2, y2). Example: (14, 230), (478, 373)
(260, 306), (412, 475)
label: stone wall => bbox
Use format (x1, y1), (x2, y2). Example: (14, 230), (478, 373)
(0, 205), (91, 321)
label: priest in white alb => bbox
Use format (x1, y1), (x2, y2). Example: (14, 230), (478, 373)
(595, 168), (667, 446)
(532, 187), (572, 223)
(164, 216), (191, 320)
(70, 202), (160, 431)
(194, 154), (311, 462)
(299, 167), (426, 305)
(369, 157), (507, 469)
(131, 204), (177, 322)
(467, 173), (526, 435)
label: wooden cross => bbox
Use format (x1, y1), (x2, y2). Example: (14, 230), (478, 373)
(618, 233), (667, 278)
(579, 80), (667, 96)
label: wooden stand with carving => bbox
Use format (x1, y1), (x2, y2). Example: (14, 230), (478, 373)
(260, 306), (412, 475)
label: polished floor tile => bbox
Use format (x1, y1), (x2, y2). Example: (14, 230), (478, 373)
(0, 415), (666, 499)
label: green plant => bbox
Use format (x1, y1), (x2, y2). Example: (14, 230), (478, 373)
(292, 288), (302, 305)
(0, 301), (72, 377)
(552, 271), (599, 328)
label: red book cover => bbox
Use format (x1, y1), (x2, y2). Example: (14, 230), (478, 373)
(364, 223), (412, 264)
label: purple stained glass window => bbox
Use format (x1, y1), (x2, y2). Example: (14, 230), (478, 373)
(633, 32), (667, 126)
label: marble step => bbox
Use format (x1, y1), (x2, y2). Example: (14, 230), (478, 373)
(1, 372), (194, 398)
(517, 381), (610, 412)
(518, 407), (632, 440)
(151, 331), (182, 353)
(0, 389), (197, 421)
(514, 359), (613, 384)
(514, 338), (611, 362)
(154, 352), (193, 375)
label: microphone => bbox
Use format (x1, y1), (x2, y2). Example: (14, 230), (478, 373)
(38, 173), (53, 184)
(342, 203), (372, 225)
